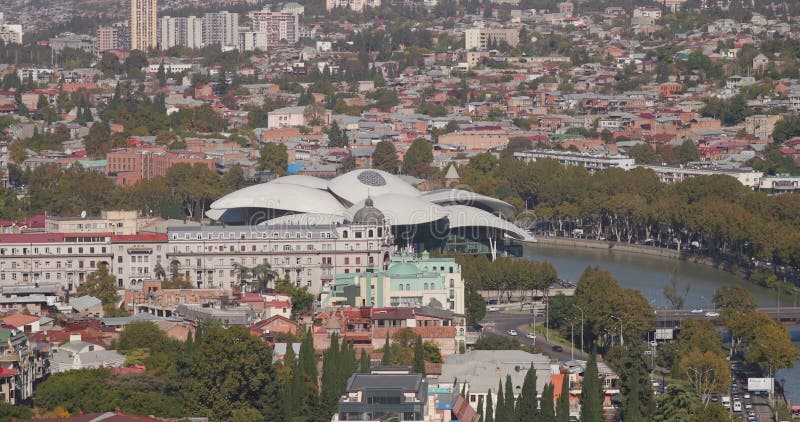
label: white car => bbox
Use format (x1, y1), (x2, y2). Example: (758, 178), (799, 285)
(526, 332), (536, 339)
(507, 329), (518, 336)
(705, 311), (720, 317)
(488, 306), (499, 312)
(690, 308), (703, 314)
(743, 393), (750, 399)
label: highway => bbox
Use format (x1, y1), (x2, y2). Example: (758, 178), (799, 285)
(480, 311), (588, 362)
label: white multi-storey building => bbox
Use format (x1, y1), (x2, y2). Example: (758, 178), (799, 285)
(203, 11), (239, 48)
(158, 16), (203, 50)
(249, 10), (299, 48)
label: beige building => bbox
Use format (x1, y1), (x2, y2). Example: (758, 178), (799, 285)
(325, 0), (381, 12)
(131, 0), (157, 51)
(438, 131), (509, 151)
(744, 114), (781, 141)
(464, 28), (519, 51)
(268, 105), (332, 128)
(45, 210), (147, 235)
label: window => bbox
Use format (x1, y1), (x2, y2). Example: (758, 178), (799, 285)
(342, 230), (348, 239)
(344, 258), (349, 265)
(424, 283), (428, 290)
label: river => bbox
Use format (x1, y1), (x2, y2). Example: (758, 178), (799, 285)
(521, 242), (800, 406)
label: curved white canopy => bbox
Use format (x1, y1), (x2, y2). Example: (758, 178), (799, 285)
(209, 183), (346, 214)
(345, 194), (448, 226)
(328, 169), (421, 205)
(259, 213), (347, 227)
(268, 174), (330, 190)
(420, 189), (517, 218)
(443, 205), (532, 240)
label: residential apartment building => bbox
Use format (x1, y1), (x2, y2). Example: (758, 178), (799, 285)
(514, 150), (636, 173)
(268, 105), (331, 128)
(45, 211), (143, 236)
(130, 0), (158, 51)
(158, 16), (203, 50)
(0, 24), (22, 45)
(104, 149), (215, 186)
(464, 28), (520, 51)
(641, 164), (763, 188)
(249, 10), (299, 48)
(325, 0), (381, 12)
(334, 371), (429, 422)
(744, 114), (781, 141)
(238, 31), (269, 52)
(95, 23), (130, 55)
(203, 11), (239, 48)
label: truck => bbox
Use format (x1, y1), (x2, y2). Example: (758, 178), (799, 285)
(722, 396), (731, 409)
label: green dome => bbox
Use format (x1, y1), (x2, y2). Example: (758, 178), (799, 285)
(388, 262), (419, 276)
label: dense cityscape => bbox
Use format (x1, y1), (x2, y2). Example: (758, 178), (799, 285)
(0, 0), (798, 421)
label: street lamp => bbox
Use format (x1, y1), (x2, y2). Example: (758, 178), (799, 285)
(570, 319), (575, 361)
(610, 315), (623, 347)
(573, 304), (584, 353)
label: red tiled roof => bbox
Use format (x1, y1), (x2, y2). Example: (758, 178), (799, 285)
(110, 233), (168, 243)
(1, 313), (40, 327)
(0, 233), (66, 243)
(0, 367), (18, 378)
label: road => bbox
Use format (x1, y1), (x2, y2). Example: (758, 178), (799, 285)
(728, 360), (775, 422)
(655, 307), (800, 326)
(481, 311), (588, 362)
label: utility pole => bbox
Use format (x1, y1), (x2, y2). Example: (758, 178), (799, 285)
(573, 304), (584, 354)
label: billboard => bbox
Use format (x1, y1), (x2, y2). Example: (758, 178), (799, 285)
(747, 378), (774, 392)
(655, 328), (674, 340)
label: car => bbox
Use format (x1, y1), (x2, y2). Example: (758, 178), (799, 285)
(552, 345), (563, 352)
(745, 404), (752, 410)
(507, 329), (518, 336)
(691, 308), (703, 314)
(705, 311), (720, 317)
(488, 306), (499, 312)
(743, 393), (750, 399)
(526, 332), (537, 339)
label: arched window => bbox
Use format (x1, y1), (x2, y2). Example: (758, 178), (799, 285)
(342, 230), (349, 239)
(406, 283), (411, 291)
(368, 230), (374, 237)
(431, 282), (436, 289)
(449, 266), (453, 273)
(399, 284), (404, 291)
(424, 283), (429, 290)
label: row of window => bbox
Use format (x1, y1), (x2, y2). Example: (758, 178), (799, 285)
(0, 260), (101, 270)
(169, 242), (374, 253)
(0, 246), (108, 255)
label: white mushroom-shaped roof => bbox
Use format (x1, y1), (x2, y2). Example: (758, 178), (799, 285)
(328, 169), (421, 205)
(268, 174), (329, 190)
(443, 205), (532, 240)
(420, 189), (517, 218)
(209, 183), (346, 214)
(258, 213), (347, 227)
(345, 194), (448, 226)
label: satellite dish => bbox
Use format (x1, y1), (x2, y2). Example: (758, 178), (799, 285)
(80, 210), (87, 219)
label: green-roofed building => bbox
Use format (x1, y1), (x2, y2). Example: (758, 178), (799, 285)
(320, 252), (465, 315)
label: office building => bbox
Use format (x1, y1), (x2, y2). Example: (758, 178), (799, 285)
(130, 0), (158, 51)
(203, 11), (239, 48)
(464, 28), (520, 51)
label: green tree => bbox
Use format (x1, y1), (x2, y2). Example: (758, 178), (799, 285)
(466, 288), (486, 325)
(359, 349), (370, 373)
(504, 374), (515, 418)
(84, 121), (111, 159)
(372, 140), (399, 173)
(77, 264), (119, 305)
(259, 142), (288, 176)
(556, 372), (569, 422)
(619, 342), (655, 421)
(484, 388), (494, 422)
(772, 116), (800, 143)
(580, 350), (603, 422)
(540, 382), (555, 421)
(402, 138), (434, 177)
(184, 324), (280, 420)
(327, 120), (349, 148)
(515, 366), (539, 421)
(0, 402), (33, 421)
(118, 321), (175, 353)
(381, 332), (392, 365)
(469, 152), (498, 174)
(412, 334), (425, 375)
(675, 140), (700, 163)
(477, 394), (485, 421)
(495, 380), (507, 422)
(474, 333), (521, 350)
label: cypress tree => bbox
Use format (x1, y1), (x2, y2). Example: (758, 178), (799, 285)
(580, 349), (603, 422)
(504, 374), (515, 416)
(381, 332), (392, 365)
(284, 339), (296, 367)
(556, 373), (570, 422)
(620, 342), (653, 422)
(412, 335), (425, 375)
(495, 380), (506, 422)
(287, 360), (308, 418)
(516, 366), (539, 421)
(484, 389), (494, 422)
(359, 349), (370, 373)
(476, 394), (484, 422)
(540, 383), (555, 421)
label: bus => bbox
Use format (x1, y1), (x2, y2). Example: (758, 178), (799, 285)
(733, 401), (742, 412)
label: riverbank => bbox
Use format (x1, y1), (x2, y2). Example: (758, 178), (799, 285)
(531, 235), (747, 276)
